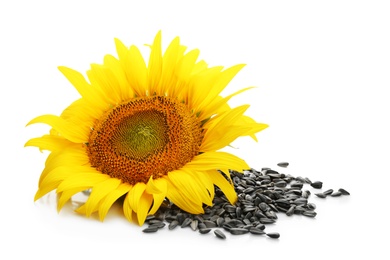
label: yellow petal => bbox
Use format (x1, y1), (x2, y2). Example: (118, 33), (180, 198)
(56, 171), (110, 193)
(167, 170), (203, 206)
(27, 115), (88, 143)
(198, 86), (255, 121)
(187, 170), (215, 204)
(165, 176), (204, 214)
(99, 183), (132, 221)
(39, 147), (88, 186)
(58, 66), (108, 111)
(57, 187), (87, 212)
(201, 105), (265, 151)
(136, 192), (153, 226)
(148, 178), (167, 215)
(208, 169), (237, 205)
(145, 176), (162, 194)
(188, 66), (223, 109)
(103, 54), (133, 100)
(127, 182), (146, 213)
(114, 38), (129, 61)
(184, 151), (249, 172)
(34, 165), (83, 201)
(124, 45), (148, 96)
(84, 178), (122, 217)
(197, 64), (245, 109)
(147, 31), (162, 95)
(123, 192), (133, 222)
(60, 98), (100, 126)
(159, 36), (181, 94)
(24, 135), (73, 152)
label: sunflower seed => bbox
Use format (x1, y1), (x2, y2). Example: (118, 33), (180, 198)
(142, 165), (349, 240)
(259, 202), (269, 212)
(275, 180), (287, 188)
(148, 219), (164, 225)
(286, 205), (296, 216)
(330, 191), (342, 197)
(306, 203), (316, 210)
(304, 177), (312, 184)
(214, 229), (226, 239)
(204, 220), (217, 228)
(302, 190), (310, 199)
(199, 228), (212, 234)
(311, 181), (323, 189)
(149, 222), (166, 229)
(277, 162), (289, 168)
(302, 211), (317, 218)
(181, 217), (192, 228)
(243, 219), (251, 226)
(338, 188), (350, 195)
(190, 220), (198, 231)
(323, 189), (334, 196)
(290, 181), (303, 189)
(266, 211), (278, 219)
(260, 218), (276, 224)
(225, 205), (236, 213)
(294, 206), (306, 214)
(249, 227), (266, 235)
(222, 223), (233, 231)
(142, 227), (159, 233)
(198, 222), (207, 229)
(293, 198), (308, 206)
(216, 217), (225, 227)
(256, 223), (266, 230)
(230, 228), (250, 235)
(236, 207), (242, 218)
(243, 206), (256, 213)
(266, 232), (280, 239)
(176, 213), (185, 224)
(315, 193), (327, 198)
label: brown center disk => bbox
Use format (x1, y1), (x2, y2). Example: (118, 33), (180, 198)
(87, 96), (203, 185)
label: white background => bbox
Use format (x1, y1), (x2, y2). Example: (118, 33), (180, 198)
(1, 0), (389, 259)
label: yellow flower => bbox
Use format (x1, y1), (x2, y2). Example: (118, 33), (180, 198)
(25, 31), (268, 226)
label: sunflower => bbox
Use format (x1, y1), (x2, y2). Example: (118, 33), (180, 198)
(25, 31), (268, 226)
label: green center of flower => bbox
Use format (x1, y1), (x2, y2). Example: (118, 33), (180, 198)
(113, 110), (168, 160)
(87, 96), (204, 185)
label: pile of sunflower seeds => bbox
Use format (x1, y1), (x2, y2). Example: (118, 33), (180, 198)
(142, 162), (350, 239)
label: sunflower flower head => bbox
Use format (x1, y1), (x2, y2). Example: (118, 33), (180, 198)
(25, 31), (268, 226)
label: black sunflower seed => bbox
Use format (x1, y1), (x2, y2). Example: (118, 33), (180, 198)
(330, 191), (342, 197)
(204, 220), (217, 228)
(323, 189), (334, 196)
(306, 203), (316, 210)
(216, 217), (225, 227)
(149, 222), (166, 229)
(214, 229), (226, 239)
(260, 218), (276, 224)
(140, 165), (350, 240)
(286, 205), (296, 216)
(142, 227), (159, 233)
(266, 232), (280, 239)
(315, 193), (327, 198)
(338, 188), (350, 195)
(230, 228), (250, 235)
(311, 181), (323, 189)
(277, 162), (289, 168)
(249, 227), (266, 235)
(197, 222), (207, 229)
(302, 211), (317, 218)
(199, 228), (212, 234)
(181, 217), (192, 228)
